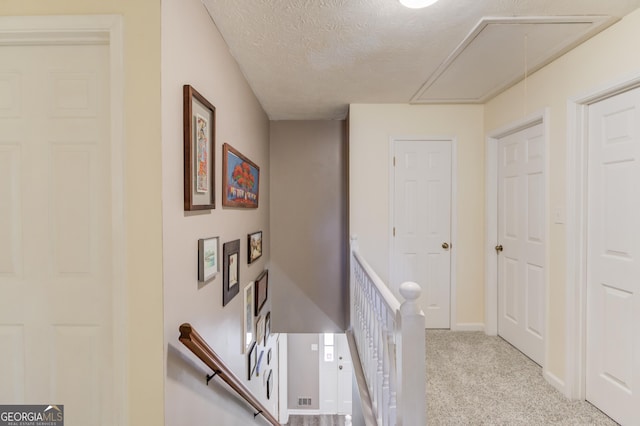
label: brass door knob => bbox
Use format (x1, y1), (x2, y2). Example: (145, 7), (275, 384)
(495, 244), (503, 253)
(442, 242), (450, 250)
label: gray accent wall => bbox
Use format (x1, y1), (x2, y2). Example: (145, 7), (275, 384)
(287, 334), (321, 410)
(270, 120), (349, 333)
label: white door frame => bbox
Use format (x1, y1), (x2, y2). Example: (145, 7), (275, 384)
(0, 15), (127, 424)
(389, 136), (458, 329)
(565, 73), (640, 400)
(484, 109), (551, 372)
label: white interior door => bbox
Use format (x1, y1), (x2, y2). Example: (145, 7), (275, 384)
(393, 139), (452, 329)
(586, 87), (640, 425)
(0, 43), (113, 425)
(497, 123), (545, 365)
(335, 334), (352, 415)
(319, 333), (337, 414)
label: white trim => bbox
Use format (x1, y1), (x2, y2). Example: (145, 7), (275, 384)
(454, 323), (485, 332)
(288, 409), (322, 416)
(544, 370), (566, 395)
(278, 334), (289, 424)
(484, 135), (498, 336)
(484, 109), (549, 367)
(0, 15), (128, 424)
(565, 72), (640, 400)
(389, 135), (458, 330)
(450, 138), (458, 331)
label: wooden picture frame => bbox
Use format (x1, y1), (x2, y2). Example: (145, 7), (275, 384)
(183, 85), (215, 210)
(243, 282), (254, 353)
(248, 341), (257, 380)
(197, 236), (219, 282)
(247, 231), (263, 264)
(222, 239), (240, 306)
(254, 269), (268, 316)
(222, 143), (260, 208)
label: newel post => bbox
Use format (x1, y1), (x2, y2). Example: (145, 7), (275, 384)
(398, 281), (426, 426)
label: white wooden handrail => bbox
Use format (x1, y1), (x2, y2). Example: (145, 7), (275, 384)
(350, 235), (426, 426)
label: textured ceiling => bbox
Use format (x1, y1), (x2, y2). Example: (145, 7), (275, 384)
(202, 0), (640, 120)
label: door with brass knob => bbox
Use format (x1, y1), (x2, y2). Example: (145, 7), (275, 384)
(392, 138), (452, 328)
(496, 122), (546, 367)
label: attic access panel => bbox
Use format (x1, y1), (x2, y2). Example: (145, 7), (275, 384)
(412, 16), (616, 103)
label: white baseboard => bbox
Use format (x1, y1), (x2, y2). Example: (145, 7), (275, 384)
(288, 409), (321, 416)
(452, 323), (485, 332)
(544, 370), (566, 395)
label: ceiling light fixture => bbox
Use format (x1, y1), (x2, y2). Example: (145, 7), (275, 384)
(399, 0), (440, 9)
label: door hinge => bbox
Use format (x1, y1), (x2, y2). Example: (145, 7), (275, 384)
(393, 227), (396, 237)
(393, 156), (396, 167)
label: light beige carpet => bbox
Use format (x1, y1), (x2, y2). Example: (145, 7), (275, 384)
(426, 330), (618, 425)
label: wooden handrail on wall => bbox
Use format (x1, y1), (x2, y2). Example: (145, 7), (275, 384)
(179, 323), (280, 425)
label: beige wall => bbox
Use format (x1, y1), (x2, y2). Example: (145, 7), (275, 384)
(161, 0), (275, 424)
(485, 8), (640, 385)
(349, 104), (485, 327)
(270, 121), (348, 333)
(1, 1), (163, 425)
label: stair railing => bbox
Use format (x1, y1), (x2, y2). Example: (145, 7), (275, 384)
(179, 323), (280, 425)
(349, 235), (426, 426)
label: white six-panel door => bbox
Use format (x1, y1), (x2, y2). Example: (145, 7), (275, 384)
(0, 43), (113, 425)
(497, 123), (545, 365)
(336, 333), (353, 415)
(393, 139), (452, 329)
(586, 87), (640, 425)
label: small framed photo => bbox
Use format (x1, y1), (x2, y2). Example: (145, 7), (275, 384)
(223, 239), (240, 306)
(183, 85), (215, 211)
(264, 311), (271, 346)
(255, 315), (265, 348)
(247, 231), (263, 264)
(222, 143), (260, 208)
(266, 369), (274, 399)
(248, 341), (257, 380)
(256, 350), (264, 377)
(254, 269), (268, 316)
(243, 282), (254, 353)
(198, 237), (219, 282)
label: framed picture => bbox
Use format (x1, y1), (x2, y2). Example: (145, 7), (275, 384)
(197, 237), (219, 282)
(266, 369), (273, 399)
(255, 315), (265, 348)
(256, 350), (264, 377)
(183, 85), (215, 211)
(222, 143), (260, 208)
(254, 269), (268, 315)
(248, 341), (257, 380)
(243, 282), (254, 353)
(247, 231), (263, 264)
(264, 311), (271, 346)
(222, 239), (240, 306)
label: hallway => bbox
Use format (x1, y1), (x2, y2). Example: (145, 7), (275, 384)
(426, 331), (617, 425)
